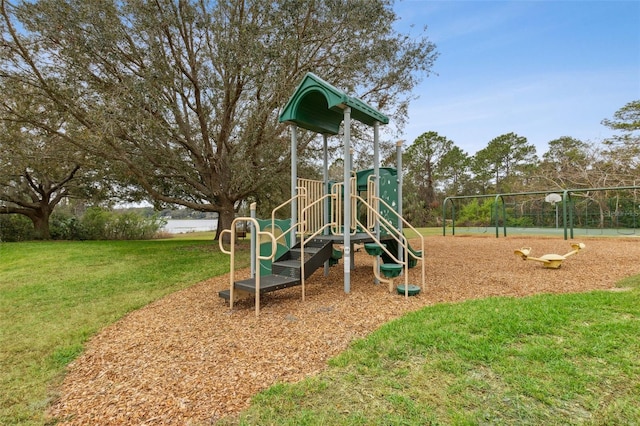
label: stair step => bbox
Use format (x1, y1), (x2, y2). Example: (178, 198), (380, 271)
(364, 243), (386, 256)
(380, 263), (403, 278)
(219, 239), (334, 302)
(274, 259), (303, 268)
(290, 247), (322, 255)
(272, 260), (301, 279)
(218, 275), (301, 300)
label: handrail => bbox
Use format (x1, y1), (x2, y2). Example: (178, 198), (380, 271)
(354, 205), (407, 264)
(351, 175), (357, 231)
(300, 222), (334, 301)
(298, 192), (335, 235)
(371, 194), (426, 292)
(297, 177), (325, 234)
(363, 175), (425, 293)
(298, 193), (336, 302)
(331, 182), (342, 235)
(373, 194), (426, 259)
(271, 186), (306, 246)
(331, 177), (358, 236)
(219, 217), (277, 317)
(353, 198), (409, 294)
(367, 175), (379, 230)
(353, 193), (426, 296)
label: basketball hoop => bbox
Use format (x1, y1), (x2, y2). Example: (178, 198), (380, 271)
(545, 193), (562, 205)
(545, 193), (563, 229)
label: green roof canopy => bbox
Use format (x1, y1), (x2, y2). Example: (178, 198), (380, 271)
(279, 73), (389, 135)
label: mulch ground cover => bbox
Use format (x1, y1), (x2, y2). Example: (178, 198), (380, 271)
(48, 235), (640, 425)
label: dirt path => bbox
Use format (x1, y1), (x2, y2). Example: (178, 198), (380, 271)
(49, 236), (640, 425)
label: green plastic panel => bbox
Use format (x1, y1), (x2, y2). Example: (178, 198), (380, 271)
(279, 73), (388, 135)
(356, 168), (398, 226)
(256, 218), (292, 277)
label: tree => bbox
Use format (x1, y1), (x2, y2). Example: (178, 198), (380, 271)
(1, 0), (438, 239)
(0, 100), (90, 239)
(404, 131), (453, 208)
(473, 132), (538, 193)
(469, 151), (494, 195)
(535, 136), (635, 229)
(537, 136), (591, 189)
(601, 99), (640, 133)
(0, 150), (81, 240)
(601, 100), (639, 183)
(436, 145), (471, 196)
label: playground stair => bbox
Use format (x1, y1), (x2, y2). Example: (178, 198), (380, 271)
(380, 238), (422, 269)
(218, 238), (333, 301)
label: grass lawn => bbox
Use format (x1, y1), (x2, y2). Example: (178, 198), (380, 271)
(226, 277), (640, 425)
(0, 235), (249, 425)
(2, 231), (639, 425)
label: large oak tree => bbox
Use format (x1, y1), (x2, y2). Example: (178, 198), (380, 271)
(1, 0), (437, 238)
(0, 88), (102, 238)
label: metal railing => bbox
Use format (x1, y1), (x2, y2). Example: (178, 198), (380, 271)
(219, 217), (277, 317)
(270, 186), (306, 247)
(299, 193), (336, 301)
(354, 179), (426, 295)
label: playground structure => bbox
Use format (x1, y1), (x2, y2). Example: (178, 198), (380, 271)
(218, 73), (425, 315)
(514, 242), (586, 269)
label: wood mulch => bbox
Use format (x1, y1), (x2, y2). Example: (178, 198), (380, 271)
(48, 235), (640, 425)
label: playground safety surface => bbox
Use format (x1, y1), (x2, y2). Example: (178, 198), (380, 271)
(49, 235), (640, 425)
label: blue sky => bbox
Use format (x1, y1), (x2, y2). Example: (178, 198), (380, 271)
(393, 0), (640, 156)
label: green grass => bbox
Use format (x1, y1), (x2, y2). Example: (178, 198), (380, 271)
(0, 236), (249, 425)
(225, 286), (640, 425)
(3, 232), (639, 425)
(403, 227), (441, 239)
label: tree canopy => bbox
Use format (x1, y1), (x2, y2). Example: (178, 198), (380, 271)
(601, 99), (640, 133)
(404, 131), (453, 207)
(601, 99), (640, 175)
(0, 0), (437, 237)
(0, 87), (103, 238)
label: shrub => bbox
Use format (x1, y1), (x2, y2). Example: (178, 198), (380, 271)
(457, 199), (494, 226)
(80, 207), (111, 240)
(0, 208), (165, 241)
(0, 214), (35, 242)
(505, 215), (535, 227)
(50, 212), (88, 240)
(105, 211), (165, 240)
(81, 207), (165, 240)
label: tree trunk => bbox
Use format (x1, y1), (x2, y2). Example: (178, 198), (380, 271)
(424, 159), (436, 207)
(30, 209), (52, 240)
(214, 201), (236, 242)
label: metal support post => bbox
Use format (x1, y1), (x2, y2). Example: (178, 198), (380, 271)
(290, 125), (298, 247)
(396, 140), (404, 262)
(343, 107), (352, 293)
